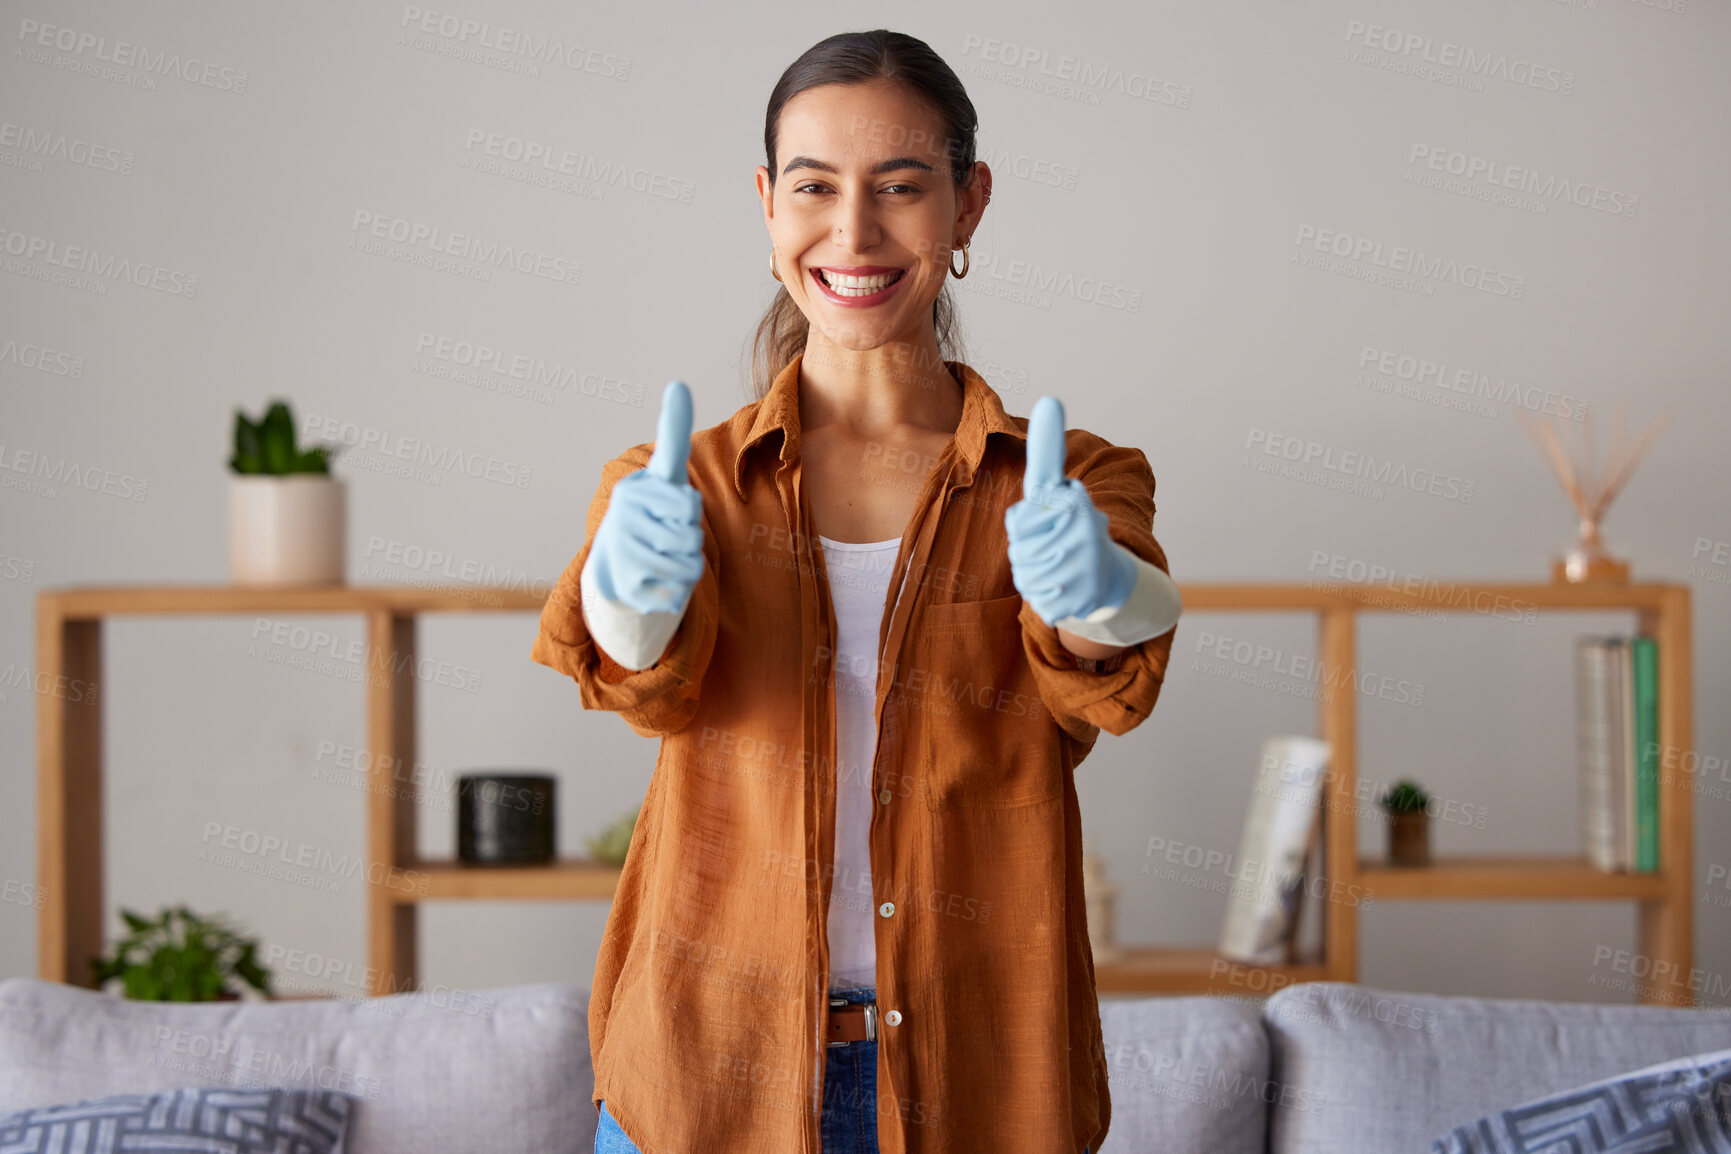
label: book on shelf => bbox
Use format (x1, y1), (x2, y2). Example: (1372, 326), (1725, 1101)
(1574, 634), (1659, 873)
(1218, 735), (1331, 965)
(1633, 636), (1659, 872)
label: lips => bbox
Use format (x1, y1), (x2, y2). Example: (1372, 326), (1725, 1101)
(809, 264), (911, 311)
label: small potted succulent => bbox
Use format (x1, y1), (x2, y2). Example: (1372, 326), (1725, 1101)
(1379, 779), (1433, 867)
(585, 806), (640, 866)
(228, 399), (346, 585)
(90, 905), (273, 1001)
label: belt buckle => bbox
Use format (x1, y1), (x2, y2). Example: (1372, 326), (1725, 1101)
(827, 996), (877, 1047)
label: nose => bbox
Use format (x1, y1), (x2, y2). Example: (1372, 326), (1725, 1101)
(829, 187), (883, 253)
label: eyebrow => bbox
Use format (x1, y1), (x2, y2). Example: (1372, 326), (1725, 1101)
(781, 154), (936, 177)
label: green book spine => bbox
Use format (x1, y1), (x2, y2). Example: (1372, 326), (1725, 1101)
(1632, 636), (1660, 873)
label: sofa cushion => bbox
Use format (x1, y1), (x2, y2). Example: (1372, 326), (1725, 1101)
(0, 1085), (354, 1152)
(0, 978), (594, 1154)
(1098, 992), (1270, 1154)
(1263, 981), (1731, 1154)
(1431, 1045), (1731, 1152)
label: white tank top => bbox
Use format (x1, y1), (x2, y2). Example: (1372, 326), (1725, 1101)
(818, 533), (903, 994)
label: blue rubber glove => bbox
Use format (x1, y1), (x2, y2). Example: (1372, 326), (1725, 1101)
(1005, 395), (1138, 627)
(586, 381), (705, 615)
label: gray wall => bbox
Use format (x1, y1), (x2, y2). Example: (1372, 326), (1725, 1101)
(3, 0), (1727, 1008)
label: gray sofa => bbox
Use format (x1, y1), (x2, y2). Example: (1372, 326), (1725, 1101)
(2, 974), (1728, 1152)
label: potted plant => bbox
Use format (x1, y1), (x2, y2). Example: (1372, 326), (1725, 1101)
(1379, 779), (1432, 867)
(90, 904), (273, 1001)
(229, 399), (346, 585)
(585, 806), (640, 866)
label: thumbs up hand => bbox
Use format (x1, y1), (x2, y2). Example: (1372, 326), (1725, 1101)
(1004, 396), (1138, 626)
(587, 381), (706, 615)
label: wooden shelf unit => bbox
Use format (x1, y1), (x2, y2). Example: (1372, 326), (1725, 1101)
(37, 580), (1692, 1004)
(1092, 945), (1331, 996)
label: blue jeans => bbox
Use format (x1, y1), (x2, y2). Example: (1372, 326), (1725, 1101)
(593, 987), (880, 1153)
(594, 985), (1088, 1153)
(593, 1096), (637, 1154)
(818, 985), (879, 1153)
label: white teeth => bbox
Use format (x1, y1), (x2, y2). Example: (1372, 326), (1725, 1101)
(819, 269), (902, 296)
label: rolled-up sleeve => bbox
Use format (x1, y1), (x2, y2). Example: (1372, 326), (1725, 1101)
(1018, 439), (1175, 743)
(530, 443), (720, 738)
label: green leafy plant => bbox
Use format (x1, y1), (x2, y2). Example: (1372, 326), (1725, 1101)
(1379, 779), (1433, 816)
(585, 806), (640, 866)
(229, 399), (340, 475)
(89, 905), (273, 1001)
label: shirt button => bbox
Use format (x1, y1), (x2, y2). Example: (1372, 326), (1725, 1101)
(883, 1009), (902, 1026)
(878, 901), (895, 917)
(878, 789), (893, 805)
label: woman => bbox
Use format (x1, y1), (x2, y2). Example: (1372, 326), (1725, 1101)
(532, 29), (1182, 1154)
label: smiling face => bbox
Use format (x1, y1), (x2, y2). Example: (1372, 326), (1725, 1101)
(756, 78), (987, 354)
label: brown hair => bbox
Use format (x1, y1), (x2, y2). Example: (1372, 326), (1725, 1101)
(746, 29), (979, 401)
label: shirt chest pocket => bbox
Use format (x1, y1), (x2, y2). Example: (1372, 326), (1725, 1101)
(905, 593), (1061, 811)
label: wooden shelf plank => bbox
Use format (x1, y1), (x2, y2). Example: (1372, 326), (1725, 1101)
(1093, 945), (1329, 996)
(43, 585), (549, 617)
(1355, 856), (1671, 899)
(38, 579), (1684, 618)
(1180, 581), (1677, 613)
(404, 858), (624, 900)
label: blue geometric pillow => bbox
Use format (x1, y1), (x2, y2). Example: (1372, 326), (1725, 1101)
(0, 1086), (355, 1153)
(1431, 1047), (1731, 1153)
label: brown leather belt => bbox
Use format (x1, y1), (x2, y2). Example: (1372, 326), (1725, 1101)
(827, 996), (877, 1046)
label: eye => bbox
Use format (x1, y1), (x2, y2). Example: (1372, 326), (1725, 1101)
(790, 182), (921, 196)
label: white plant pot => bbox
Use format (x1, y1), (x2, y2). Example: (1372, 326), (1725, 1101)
(229, 475), (346, 586)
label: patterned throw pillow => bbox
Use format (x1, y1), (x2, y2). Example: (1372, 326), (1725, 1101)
(0, 1085), (355, 1153)
(1431, 1047), (1731, 1153)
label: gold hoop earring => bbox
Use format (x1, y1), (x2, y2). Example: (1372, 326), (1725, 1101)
(770, 248), (782, 282)
(949, 239), (970, 279)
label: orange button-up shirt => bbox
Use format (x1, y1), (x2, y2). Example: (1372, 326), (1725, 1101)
(531, 351), (1175, 1154)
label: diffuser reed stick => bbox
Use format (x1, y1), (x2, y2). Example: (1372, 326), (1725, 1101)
(1516, 404), (1670, 584)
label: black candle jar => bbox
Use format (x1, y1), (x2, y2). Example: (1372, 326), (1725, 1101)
(457, 773), (556, 865)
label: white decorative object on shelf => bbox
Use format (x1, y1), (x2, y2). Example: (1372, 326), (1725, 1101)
(1218, 736), (1331, 966)
(1083, 843), (1122, 963)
